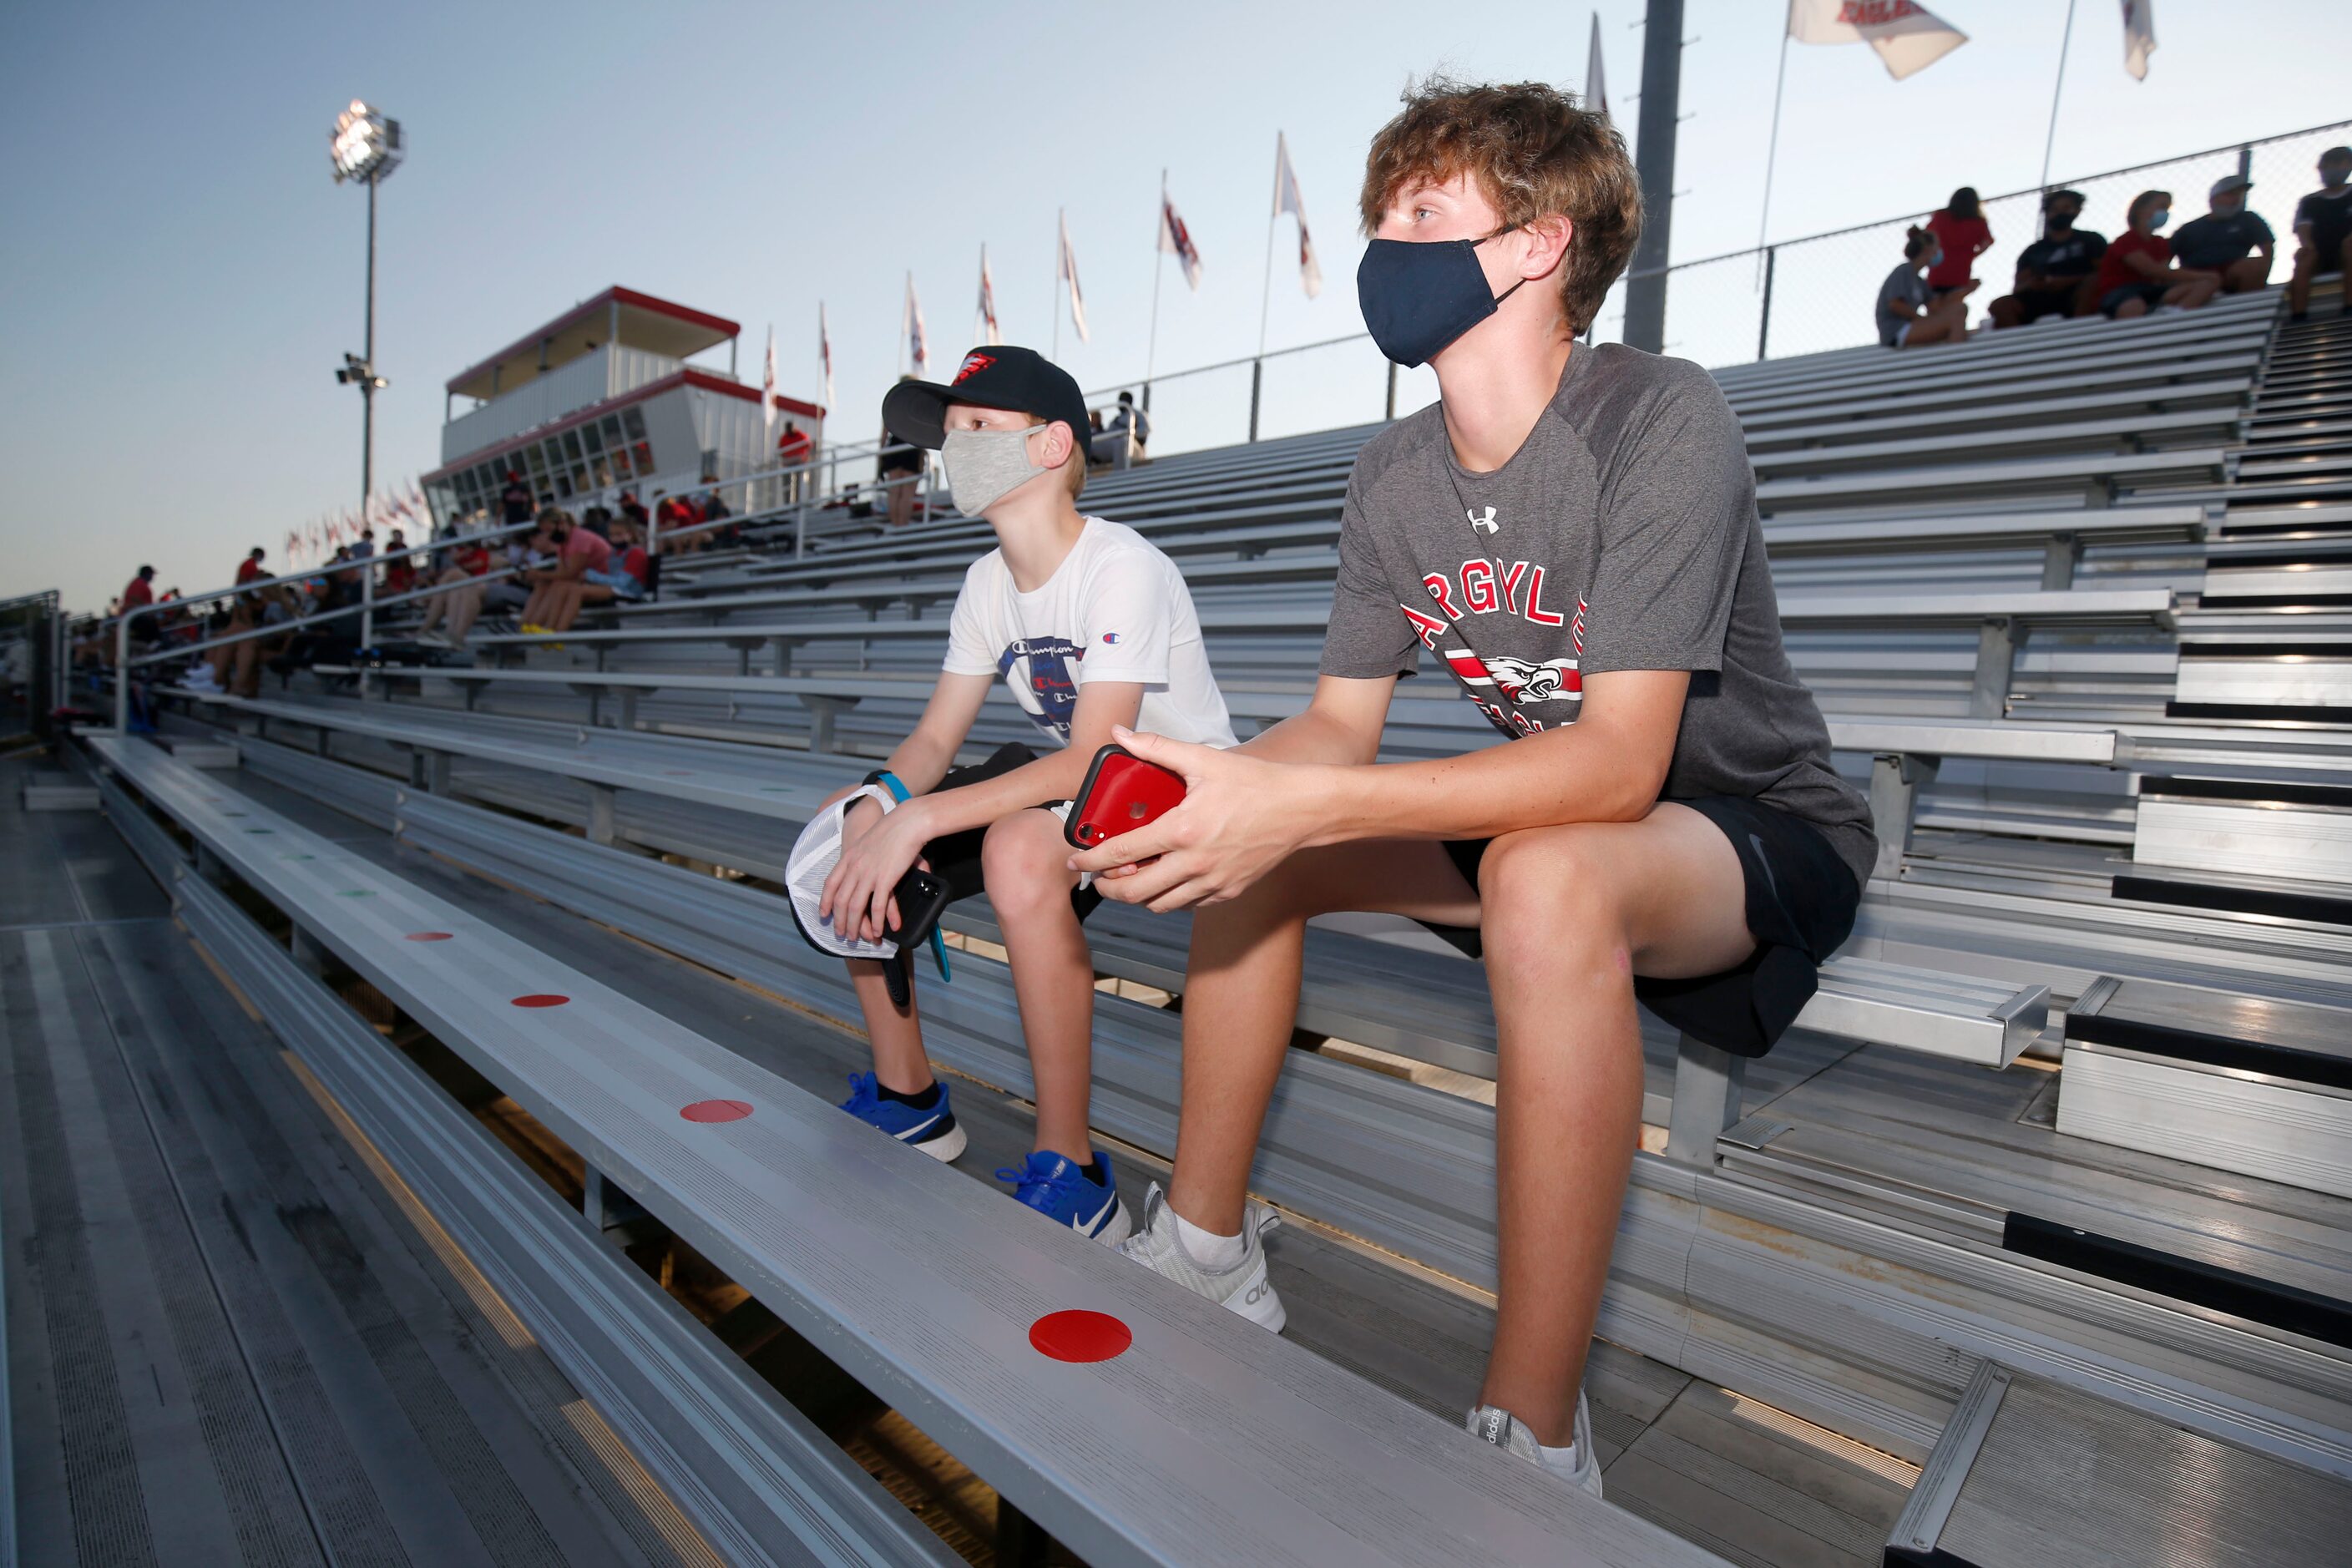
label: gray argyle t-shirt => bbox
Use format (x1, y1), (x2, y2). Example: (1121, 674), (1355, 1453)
(1320, 342), (1875, 888)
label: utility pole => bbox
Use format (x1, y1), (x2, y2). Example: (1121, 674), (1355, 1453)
(1623, 0), (1685, 353)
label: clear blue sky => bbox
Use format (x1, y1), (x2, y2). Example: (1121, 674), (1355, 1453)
(3, 0), (2344, 614)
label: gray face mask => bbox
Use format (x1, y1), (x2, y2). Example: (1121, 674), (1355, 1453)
(941, 425), (1052, 517)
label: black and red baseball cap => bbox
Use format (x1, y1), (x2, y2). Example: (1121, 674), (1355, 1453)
(883, 346), (1091, 452)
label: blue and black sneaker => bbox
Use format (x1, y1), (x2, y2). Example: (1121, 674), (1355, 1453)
(838, 1072), (967, 1162)
(997, 1151), (1131, 1245)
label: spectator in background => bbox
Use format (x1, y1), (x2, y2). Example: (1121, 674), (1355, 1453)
(235, 547), (268, 586)
(519, 509), (612, 635)
(1100, 390), (1151, 468)
(1988, 189), (2107, 328)
(540, 517), (651, 632)
(500, 469), (535, 527)
(776, 419), (813, 502)
(881, 375), (925, 528)
(415, 529), (493, 649)
(2289, 145), (2352, 324)
(2092, 190), (2219, 320)
(122, 564), (157, 616)
(619, 490), (650, 534)
(382, 529), (414, 597)
(701, 483), (736, 547)
(1924, 187), (1992, 301)
(2172, 174), (2275, 296)
(1878, 225), (1972, 347)
(350, 528), (376, 562)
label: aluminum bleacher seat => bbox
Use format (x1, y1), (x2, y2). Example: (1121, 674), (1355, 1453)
(89, 734), (1711, 1567)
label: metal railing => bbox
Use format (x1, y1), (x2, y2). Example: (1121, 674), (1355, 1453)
(1090, 117), (2351, 458)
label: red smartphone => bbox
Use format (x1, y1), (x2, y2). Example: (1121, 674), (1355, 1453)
(1065, 744), (1186, 849)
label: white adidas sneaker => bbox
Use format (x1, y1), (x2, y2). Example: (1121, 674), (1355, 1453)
(1467, 1392), (1604, 1500)
(1116, 1182), (1285, 1331)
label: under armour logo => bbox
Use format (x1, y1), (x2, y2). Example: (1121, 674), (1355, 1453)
(1468, 506), (1500, 535)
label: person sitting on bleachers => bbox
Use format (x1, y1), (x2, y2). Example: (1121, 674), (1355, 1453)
(415, 529), (494, 649)
(1074, 75), (1875, 1504)
(537, 515), (651, 632)
(814, 344), (1237, 1245)
(518, 509), (610, 636)
(2172, 174), (2274, 296)
(2091, 190), (2219, 320)
(2288, 144), (2352, 324)
(1987, 188), (2106, 328)
(1877, 225), (1972, 347)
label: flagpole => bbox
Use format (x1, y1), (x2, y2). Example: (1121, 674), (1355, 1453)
(1147, 168), (1168, 387)
(1257, 137), (1280, 360)
(2039, 0), (2078, 190)
(1754, 22), (1793, 284)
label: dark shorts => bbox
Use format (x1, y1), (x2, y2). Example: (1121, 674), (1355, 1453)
(2011, 287), (2076, 323)
(917, 741), (1102, 923)
(2099, 281), (2171, 316)
(1424, 797), (1864, 1059)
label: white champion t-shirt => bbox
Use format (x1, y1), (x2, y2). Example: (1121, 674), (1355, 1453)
(943, 517), (1238, 749)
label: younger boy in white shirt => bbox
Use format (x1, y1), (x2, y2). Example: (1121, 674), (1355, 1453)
(816, 345), (1236, 1242)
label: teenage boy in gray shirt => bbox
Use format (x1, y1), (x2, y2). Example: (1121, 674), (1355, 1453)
(1073, 77), (1871, 1500)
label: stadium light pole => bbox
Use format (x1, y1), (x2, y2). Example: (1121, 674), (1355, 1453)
(329, 101), (402, 522)
(1623, 0), (1684, 354)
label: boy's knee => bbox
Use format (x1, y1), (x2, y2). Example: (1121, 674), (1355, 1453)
(1477, 827), (1628, 964)
(981, 810), (1073, 918)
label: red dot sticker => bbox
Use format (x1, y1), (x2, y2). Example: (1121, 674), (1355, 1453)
(1029, 1310), (1132, 1363)
(405, 932), (453, 942)
(680, 1099), (752, 1123)
(511, 994), (569, 1008)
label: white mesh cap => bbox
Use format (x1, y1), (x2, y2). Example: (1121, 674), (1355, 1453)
(784, 785), (905, 963)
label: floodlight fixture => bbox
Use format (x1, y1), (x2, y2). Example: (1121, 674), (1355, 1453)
(329, 100), (402, 185)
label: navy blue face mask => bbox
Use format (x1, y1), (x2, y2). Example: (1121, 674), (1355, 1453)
(1356, 228), (1530, 367)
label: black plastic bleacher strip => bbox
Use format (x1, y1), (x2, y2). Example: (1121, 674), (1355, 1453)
(1882, 1549), (1985, 1568)
(2109, 873), (2352, 928)
(2065, 1007), (2352, 1093)
(2162, 701), (2352, 724)
(2174, 641), (2352, 659)
(2000, 1212), (2352, 1350)
(2193, 592), (2352, 609)
(2133, 775), (2352, 809)
(2203, 546), (2352, 569)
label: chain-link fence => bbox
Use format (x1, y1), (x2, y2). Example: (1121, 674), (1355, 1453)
(1108, 119), (2349, 459)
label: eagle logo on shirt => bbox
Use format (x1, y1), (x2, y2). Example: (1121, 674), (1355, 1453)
(1444, 650), (1583, 704)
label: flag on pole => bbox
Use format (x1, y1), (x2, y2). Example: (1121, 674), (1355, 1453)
(903, 274), (928, 375)
(1273, 132), (1323, 298)
(1786, 0), (1968, 80)
(1159, 192), (1204, 291)
(978, 245), (1003, 344)
(761, 324), (779, 448)
(1058, 210), (1090, 342)
(2119, 0), (2155, 79)
(1586, 11), (1609, 116)
(818, 301), (835, 412)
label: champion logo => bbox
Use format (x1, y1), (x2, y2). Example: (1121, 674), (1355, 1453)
(1467, 505), (1500, 535)
(1101, 631), (1121, 644)
(953, 352), (996, 385)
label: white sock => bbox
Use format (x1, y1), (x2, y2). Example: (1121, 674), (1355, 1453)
(1538, 1438), (1586, 1474)
(1171, 1206), (1247, 1270)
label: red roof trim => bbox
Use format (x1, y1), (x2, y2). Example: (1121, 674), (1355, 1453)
(427, 368), (823, 482)
(770, 391), (827, 420)
(443, 286), (742, 394)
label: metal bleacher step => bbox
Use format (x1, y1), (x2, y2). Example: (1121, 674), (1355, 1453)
(2059, 975), (2352, 1202)
(1885, 1363), (2352, 1566)
(2128, 772), (2352, 888)
(2111, 853), (2352, 928)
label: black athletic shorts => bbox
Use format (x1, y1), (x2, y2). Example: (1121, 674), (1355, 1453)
(1424, 796), (1863, 1059)
(914, 741), (1102, 922)
(2099, 281), (2171, 317)
(2011, 286), (2076, 323)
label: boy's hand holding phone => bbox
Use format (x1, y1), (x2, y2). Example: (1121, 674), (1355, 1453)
(1067, 726), (1318, 913)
